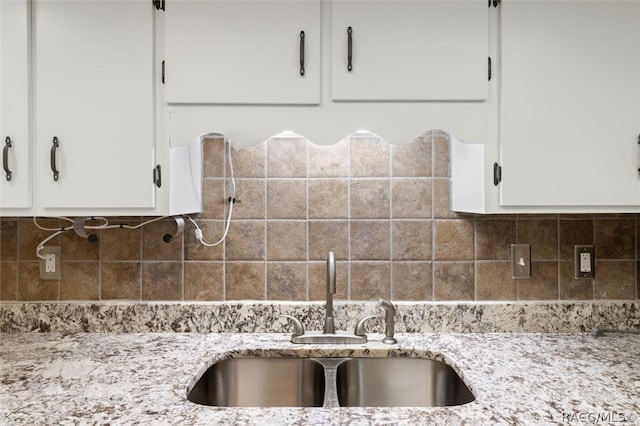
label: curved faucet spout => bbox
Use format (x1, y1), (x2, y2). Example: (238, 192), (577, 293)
(324, 251), (336, 334)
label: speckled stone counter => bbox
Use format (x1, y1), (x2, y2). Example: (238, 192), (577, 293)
(1, 301), (639, 333)
(2, 332), (639, 425)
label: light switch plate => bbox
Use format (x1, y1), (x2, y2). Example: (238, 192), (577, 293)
(511, 244), (531, 279)
(574, 245), (595, 279)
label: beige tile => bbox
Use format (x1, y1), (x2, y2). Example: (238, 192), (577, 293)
(433, 220), (474, 261)
(184, 220), (224, 261)
(1, 262), (18, 300)
(476, 219), (516, 260)
(595, 261), (636, 299)
(267, 180), (307, 219)
(350, 135), (390, 177)
(18, 261), (58, 301)
(101, 262), (141, 300)
(595, 219), (635, 259)
(203, 137), (226, 178)
(392, 221), (432, 261)
(433, 133), (450, 178)
(391, 135), (431, 177)
(350, 221), (390, 260)
(1, 220), (18, 261)
(433, 262), (474, 301)
(60, 262), (99, 300)
(267, 262), (307, 300)
(100, 223), (142, 261)
(231, 142), (265, 178)
(350, 262), (390, 300)
(391, 179), (432, 219)
(517, 219), (558, 260)
(225, 262), (265, 300)
(60, 229), (100, 261)
(232, 179), (266, 219)
(517, 261), (558, 300)
(432, 178), (458, 219)
(308, 179), (348, 219)
(351, 179), (390, 219)
(309, 221), (349, 261)
(637, 261), (639, 300)
(559, 261), (593, 300)
(309, 261), (348, 300)
(142, 220), (183, 261)
(202, 179), (226, 220)
(392, 261), (432, 301)
(225, 221), (265, 261)
(18, 218), (59, 261)
(267, 138), (307, 178)
(559, 219), (593, 260)
(308, 139), (348, 177)
(476, 261), (515, 300)
(184, 262), (224, 301)
(142, 262), (182, 300)
(267, 221), (307, 261)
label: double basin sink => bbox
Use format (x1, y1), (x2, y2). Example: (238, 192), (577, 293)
(187, 357), (475, 408)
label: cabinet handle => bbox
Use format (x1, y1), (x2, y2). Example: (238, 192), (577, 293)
(347, 26), (353, 72)
(3, 136), (12, 181)
(50, 136), (60, 181)
(299, 31), (305, 76)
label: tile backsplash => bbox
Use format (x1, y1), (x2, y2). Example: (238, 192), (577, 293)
(0, 131), (638, 302)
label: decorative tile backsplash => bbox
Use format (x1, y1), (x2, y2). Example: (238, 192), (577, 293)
(0, 131), (638, 302)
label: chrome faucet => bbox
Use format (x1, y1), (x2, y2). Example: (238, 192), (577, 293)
(280, 252), (399, 344)
(281, 251), (384, 344)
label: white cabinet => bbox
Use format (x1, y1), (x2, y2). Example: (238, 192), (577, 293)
(0, 0), (202, 217)
(33, 0), (156, 211)
(452, 0), (640, 213)
(331, 0), (488, 101)
(499, 0), (640, 208)
(0, 0), (32, 211)
(165, 0), (321, 105)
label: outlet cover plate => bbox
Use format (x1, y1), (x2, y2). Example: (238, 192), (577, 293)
(511, 244), (531, 279)
(574, 245), (595, 279)
(40, 246), (61, 280)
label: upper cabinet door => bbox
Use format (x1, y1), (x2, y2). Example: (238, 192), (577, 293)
(34, 0), (155, 210)
(331, 0), (489, 101)
(165, 0), (321, 105)
(0, 0), (32, 210)
(500, 1), (640, 207)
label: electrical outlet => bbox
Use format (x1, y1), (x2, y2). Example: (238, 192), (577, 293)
(40, 246), (61, 280)
(574, 245), (595, 279)
(511, 244), (531, 279)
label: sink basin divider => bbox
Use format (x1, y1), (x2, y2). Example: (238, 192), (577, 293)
(315, 358), (345, 409)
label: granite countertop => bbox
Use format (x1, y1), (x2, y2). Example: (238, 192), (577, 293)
(1, 331), (639, 425)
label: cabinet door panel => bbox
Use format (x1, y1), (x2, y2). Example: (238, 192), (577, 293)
(500, 1), (640, 207)
(331, 0), (488, 101)
(0, 0), (31, 209)
(34, 0), (155, 209)
(165, 0), (321, 105)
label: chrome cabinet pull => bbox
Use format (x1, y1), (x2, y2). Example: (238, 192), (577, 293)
(3, 137), (12, 181)
(347, 26), (353, 72)
(51, 136), (59, 181)
(299, 30), (305, 76)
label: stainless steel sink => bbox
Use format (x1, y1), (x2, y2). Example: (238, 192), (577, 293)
(187, 357), (325, 407)
(336, 358), (475, 407)
(187, 356), (474, 408)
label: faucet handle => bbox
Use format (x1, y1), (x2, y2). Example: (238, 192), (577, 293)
(280, 315), (305, 337)
(354, 314), (380, 337)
